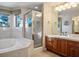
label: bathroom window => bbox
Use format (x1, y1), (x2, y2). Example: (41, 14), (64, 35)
(15, 15), (23, 28)
(25, 16), (32, 27)
(0, 14), (9, 27)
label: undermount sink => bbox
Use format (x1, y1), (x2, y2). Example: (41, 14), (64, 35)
(47, 35), (71, 38)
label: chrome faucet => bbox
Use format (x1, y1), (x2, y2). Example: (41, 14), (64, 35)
(61, 32), (68, 36)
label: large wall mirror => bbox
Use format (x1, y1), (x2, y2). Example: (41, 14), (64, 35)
(57, 3), (79, 34)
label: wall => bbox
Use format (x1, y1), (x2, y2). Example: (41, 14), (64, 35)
(0, 7), (13, 39)
(11, 14), (23, 38)
(21, 8), (32, 39)
(43, 3), (58, 49)
(12, 8), (31, 38)
(0, 8), (29, 39)
(0, 14), (24, 39)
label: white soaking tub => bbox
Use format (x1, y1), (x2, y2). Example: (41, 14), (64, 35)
(0, 39), (15, 49)
(0, 38), (33, 57)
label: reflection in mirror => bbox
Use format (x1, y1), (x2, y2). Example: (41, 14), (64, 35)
(72, 16), (79, 34)
(58, 16), (62, 33)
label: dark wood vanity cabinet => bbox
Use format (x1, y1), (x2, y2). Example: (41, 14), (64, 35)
(45, 36), (79, 57)
(45, 36), (67, 56)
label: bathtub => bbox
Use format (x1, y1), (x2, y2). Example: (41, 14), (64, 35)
(0, 38), (33, 57)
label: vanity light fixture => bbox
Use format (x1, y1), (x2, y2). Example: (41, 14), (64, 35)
(64, 3), (69, 8)
(55, 3), (78, 12)
(55, 7), (62, 11)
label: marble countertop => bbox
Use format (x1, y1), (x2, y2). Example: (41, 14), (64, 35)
(47, 34), (79, 42)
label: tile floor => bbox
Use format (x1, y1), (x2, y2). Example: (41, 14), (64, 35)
(31, 47), (60, 57)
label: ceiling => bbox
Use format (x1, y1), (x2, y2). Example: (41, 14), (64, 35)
(0, 2), (64, 11)
(0, 2), (43, 11)
(45, 2), (64, 7)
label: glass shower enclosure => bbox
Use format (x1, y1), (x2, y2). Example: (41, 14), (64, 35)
(24, 10), (42, 48)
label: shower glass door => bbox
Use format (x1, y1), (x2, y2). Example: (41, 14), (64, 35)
(24, 11), (32, 39)
(24, 10), (42, 48)
(33, 11), (42, 48)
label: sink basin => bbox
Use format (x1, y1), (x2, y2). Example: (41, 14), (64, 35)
(47, 35), (60, 37)
(47, 35), (71, 38)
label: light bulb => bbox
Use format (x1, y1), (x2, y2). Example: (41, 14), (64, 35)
(55, 7), (62, 12)
(59, 5), (63, 8)
(55, 7), (59, 11)
(55, 2), (78, 12)
(58, 9), (62, 12)
(64, 3), (69, 8)
(64, 3), (71, 9)
(59, 5), (65, 10)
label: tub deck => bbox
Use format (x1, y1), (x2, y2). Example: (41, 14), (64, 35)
(0, 38), (33, 57)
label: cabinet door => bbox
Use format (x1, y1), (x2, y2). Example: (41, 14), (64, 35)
(45, 36), (52, 49)
(57, 39), (67, 56)
(60, 40), (67, 56)
(68, 46), (79, 57)
(73, 47), (79, 57)
(57, 39), (61, 53)
(52, 39), (58, 50)
(67, 41), (79, 57)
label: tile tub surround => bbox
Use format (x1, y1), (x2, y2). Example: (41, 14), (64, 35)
(47, 34), (79, 42)
(0, 38), (33, 57)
